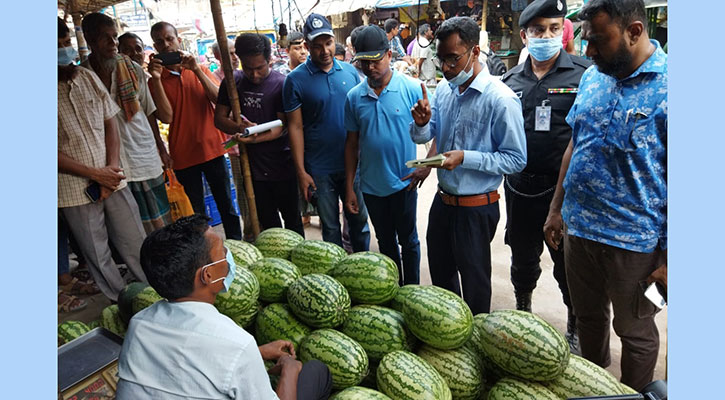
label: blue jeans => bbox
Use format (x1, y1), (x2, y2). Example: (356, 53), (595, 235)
(312, 171), (370, 252)
(364, 189), (420, 285)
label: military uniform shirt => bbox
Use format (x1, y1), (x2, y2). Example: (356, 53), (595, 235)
(502, 51), (591, 175)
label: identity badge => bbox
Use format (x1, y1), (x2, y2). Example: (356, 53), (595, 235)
(535, 100), (551, 131)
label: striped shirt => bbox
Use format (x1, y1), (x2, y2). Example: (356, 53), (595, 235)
(58, 67), (123, 208)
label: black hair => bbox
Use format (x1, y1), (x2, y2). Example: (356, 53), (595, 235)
(335, 43), (346, 56)
(287, 31), (304, 48)
(150, 21), (179, 38)
(436, 16), (480, 48)
(119, 32), (143, 46)
(139, 214), (212, 300)
(58, 17), (69, 39)
(384, 18), (399, 33)
(350, 26), (366, 45)
(81, 12), (116, 42)
(579, 0), (648, 30)
(419, 23), (431, 36)
(235, 33), (272, 61)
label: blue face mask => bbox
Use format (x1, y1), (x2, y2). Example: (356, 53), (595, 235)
(527, 35), (563, 62)
(203, 248), (236, 293)
(58, 46), (78, 66)
(447, 51), (475, 89)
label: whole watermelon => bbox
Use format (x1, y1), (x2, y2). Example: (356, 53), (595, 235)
(255, 228), (304, 259)
(255, 303), (311, 350)
(487, 377), (560, 400)
(299, 329), (369, 390)
(131, 286), (163, 314)
(329, 252), (399, 304)
(58, 321), (90, 345)
(224, 239), (263, 267)
(388, 284), (419, 312)
(401, 285), (473, 350)
(214, 265), (260, 324)
(376, 350), (451, 400)
(287, 274), (350, 328)
(249, 258), (301, 303)
(117, 282), (149, 323)
(100, 304), (127, 338)
(463, 313), (510, 383)
(479, 309), (569, 381)
(291, 240), (347, 275)
(330, 386), (392, 400)
(341, 305), (416, 361)
(544, 354), (633, 398)
(417, 343), (483, 400)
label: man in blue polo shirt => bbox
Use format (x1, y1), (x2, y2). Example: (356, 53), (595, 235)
(343, 25), (432, 285)
(284, 14), (370, 251)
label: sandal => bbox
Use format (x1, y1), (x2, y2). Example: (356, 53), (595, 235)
(58, 291), (87, 313)
(60, 277), (100, 295)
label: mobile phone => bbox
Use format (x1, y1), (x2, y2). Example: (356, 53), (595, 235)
(643, 281), (666, 309)
(85, 181), (101, 203)
(154, 51), (182, 66)
(307, 186), (318, 207)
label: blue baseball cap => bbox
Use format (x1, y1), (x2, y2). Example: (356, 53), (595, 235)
(303, 13), (334, 41)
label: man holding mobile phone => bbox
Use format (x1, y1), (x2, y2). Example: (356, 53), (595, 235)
(58, 17), (148, 301)
(148, 21), (242, 240)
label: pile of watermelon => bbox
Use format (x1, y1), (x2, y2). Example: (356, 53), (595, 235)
(57, 228), (639, 400)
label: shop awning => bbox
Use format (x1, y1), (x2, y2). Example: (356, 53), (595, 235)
(310, 0), (378, 16)
(375, 0), (451, 9)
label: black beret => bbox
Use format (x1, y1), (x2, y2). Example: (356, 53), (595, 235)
(519, 0), (568, 28)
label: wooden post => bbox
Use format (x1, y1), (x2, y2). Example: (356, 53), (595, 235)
(68, 1), (89, 62)
(209, 0), (262, 238)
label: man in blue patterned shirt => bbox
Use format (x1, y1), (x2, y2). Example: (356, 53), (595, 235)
(543, 0), (667, 391)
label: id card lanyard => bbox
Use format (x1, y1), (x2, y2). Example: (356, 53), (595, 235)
(535, 99), (552, 132)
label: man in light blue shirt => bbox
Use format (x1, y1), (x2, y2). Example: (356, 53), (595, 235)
(410, 16), (526, 314)
(116, 214), (331, 399)
(543, 0), (667, 390)
(343, 25), (432, 285)
(283, 13), (370, 251)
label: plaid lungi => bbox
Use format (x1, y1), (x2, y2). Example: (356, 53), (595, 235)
(128, 174), (172, 234)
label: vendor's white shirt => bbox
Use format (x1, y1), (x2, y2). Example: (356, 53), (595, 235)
(116, 300), (279, 400)
(81, 60), (163, 182)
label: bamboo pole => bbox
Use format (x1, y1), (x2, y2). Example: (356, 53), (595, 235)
(209, 0), (261, 238)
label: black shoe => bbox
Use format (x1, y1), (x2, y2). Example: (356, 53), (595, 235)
(566, 309), (581, 355)
(515, 291), (532, 312)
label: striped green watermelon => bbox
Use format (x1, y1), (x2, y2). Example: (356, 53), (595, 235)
(479, 310), (569, 382)
(255, 228), (304, 259)
(330, 386), (392, 400)
(464, 313), (510, 383)
(233, 300), (261, 328)
(224, 239), (263, 267)
(58, 321), (90, 345)
(214, 265), (260, 322)
(291, 240), (347, 275)
(87, 320), (101, 330)
(329, 252), (399, 305)
(417, 343), (483, 400)
(255, 303), (311, 350)
(287, 274), (350, 328)
(544, 354), (631, 398)
(341, 305), (416, 361)
(299, 329), (369, 390)
(401, 285), (473, 350)
(620, 383), (638, 394)
(101, 304), (127, 337)
(377, 350), (451, 400)
(118, 282), (149, 323)
(131, 286), (163, 314)
(249, 258), (301, 303)
(487, 377), (560, 400)
(388, 284), (419, 312)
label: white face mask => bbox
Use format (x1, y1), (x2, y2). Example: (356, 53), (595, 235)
(447, 50), (475, 89)
(58, 46), (78, 65)
(201, 248), (236, 292)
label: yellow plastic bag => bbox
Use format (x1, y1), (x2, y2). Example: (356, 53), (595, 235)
(164, 169), (194, 221)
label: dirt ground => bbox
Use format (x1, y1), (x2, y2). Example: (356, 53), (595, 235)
(61, 144), (667, 382)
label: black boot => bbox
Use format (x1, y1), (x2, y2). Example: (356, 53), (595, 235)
(566, 308), (581, 355)
(515, 291), (532, 312)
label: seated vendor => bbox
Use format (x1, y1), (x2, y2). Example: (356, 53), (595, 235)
(116, 214), (332, 400)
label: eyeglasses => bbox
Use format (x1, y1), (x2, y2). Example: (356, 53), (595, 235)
(433, 48), (472, 69)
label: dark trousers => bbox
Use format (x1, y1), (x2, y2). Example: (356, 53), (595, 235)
(253, 178), (304, 237)
(363, 189), (421, 285)
(175, 156), (242, 240)
(504, 174), (571, 308)
(427, 194), (499, 315)
(58, 211), (69, 277)
(296, 360), (332, 400)
(565, 234), (663, 391)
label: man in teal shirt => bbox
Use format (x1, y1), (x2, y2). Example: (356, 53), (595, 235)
(343, 25), (431, 285)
